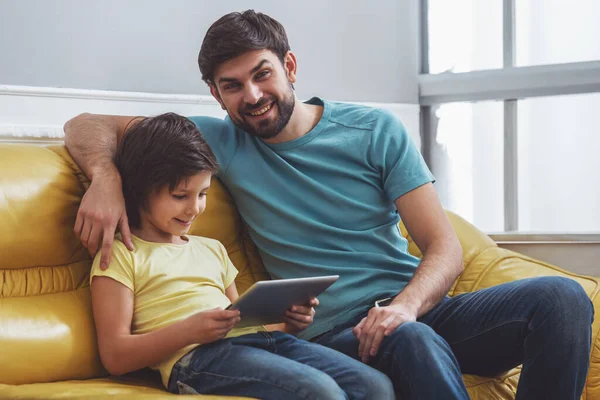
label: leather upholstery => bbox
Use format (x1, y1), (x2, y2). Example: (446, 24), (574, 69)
(1, 144), (598, 399)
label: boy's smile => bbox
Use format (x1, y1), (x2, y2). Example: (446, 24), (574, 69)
(174, 218), (193, 227)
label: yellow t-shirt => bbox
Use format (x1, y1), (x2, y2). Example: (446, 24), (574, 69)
(90, 234), (264, 388)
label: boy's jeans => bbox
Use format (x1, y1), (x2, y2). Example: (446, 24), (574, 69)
(168, 331), (394, 399)
(313, 276), (594, 400)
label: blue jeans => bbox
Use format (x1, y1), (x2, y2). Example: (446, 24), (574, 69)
(313, 277), (594, 400)
(168, 330), (394, 399)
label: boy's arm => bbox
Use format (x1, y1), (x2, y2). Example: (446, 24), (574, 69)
(64, 114), (143, 268)
(91, 276), (240, 376)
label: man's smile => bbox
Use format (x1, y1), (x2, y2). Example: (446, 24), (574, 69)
(246, 102), (275, 119)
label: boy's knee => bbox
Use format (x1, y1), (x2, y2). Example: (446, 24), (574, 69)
(303, 372), (346, 400)
(355, 368), (395, 399)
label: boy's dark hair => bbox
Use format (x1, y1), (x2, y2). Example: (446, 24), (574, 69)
(198, 10), (291, 85)
(114, 112), (219, 228)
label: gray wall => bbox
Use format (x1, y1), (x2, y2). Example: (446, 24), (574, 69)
(0, 0), (419, 103)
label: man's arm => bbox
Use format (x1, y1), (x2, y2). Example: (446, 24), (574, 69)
(91, 276), (240, 376)
(391, 183), (463, 315)
(64, 114), (143, 267)
(354, 183), (463, 362)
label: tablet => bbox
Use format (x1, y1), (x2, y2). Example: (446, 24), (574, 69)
(227, 275), (339, 327)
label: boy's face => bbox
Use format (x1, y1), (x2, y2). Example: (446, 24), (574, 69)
(139, 171), (212, 243)
(210, 49), (297, 140)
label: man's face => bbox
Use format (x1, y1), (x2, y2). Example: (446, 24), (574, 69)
(210, 49), (296, 140)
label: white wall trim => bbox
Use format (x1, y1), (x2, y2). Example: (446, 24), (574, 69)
(0, 85), (421, 147)
(0, 123), (64, 140)
(0, 84), (218, 105)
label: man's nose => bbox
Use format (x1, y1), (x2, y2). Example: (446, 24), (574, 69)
(244, 83), (263, 105)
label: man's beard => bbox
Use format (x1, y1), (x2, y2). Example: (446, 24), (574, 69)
(232, 86), (295, 140)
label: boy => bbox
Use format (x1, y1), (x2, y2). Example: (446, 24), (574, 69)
(89, 113), (394, 399)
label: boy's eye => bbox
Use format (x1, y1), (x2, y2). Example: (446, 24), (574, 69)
(199, 192), (207, 198)
(172, 194), (186, 200)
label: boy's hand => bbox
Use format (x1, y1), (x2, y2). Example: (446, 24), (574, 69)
(185, 308), (241, 345)
(283, 297), (319, 334)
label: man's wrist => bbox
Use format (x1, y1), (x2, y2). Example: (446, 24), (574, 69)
(90, 163), (121, 185)
(390, 293), (422, 316)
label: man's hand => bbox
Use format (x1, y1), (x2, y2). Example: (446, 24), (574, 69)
(74, 172), (134, 269)
(353, 302), (417, 363)
(185, 308), (241, 344)
(283, 297), (319, 334)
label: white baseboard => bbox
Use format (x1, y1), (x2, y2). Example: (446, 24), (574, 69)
(0, 85), (421, 148)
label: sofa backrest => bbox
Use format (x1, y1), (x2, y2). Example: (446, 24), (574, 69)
(0, 143), (501, 385)
(0, 144), (267, 385)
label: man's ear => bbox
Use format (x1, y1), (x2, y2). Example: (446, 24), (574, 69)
(283, 51), (297, 84)
(209, 84), (226, 110)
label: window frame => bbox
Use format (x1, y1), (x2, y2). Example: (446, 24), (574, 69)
(419, 0), (600, 233)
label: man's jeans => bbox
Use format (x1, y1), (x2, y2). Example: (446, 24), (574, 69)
(168, 331), (395, 399)
(313, 276), (594, 400)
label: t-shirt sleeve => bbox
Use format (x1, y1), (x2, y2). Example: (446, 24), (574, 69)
(187, 116), (239, 179)
(90, 240), (135, 291)
(216, 241), (238, 289)
(369, 109), (435, 202)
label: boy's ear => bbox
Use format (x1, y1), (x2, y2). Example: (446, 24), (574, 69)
(209, 84), (226, 110)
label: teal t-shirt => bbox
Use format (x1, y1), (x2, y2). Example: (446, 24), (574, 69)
(189, 97), (434, 340)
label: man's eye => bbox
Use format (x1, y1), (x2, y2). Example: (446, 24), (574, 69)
(225, 83), (240, 90)
(172, 194), (186, 200)
(256, 70), (270, 79)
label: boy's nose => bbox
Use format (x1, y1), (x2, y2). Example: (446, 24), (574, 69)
(188, 200), (202, 216)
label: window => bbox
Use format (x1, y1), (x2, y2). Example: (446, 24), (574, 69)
(428, 0), (502, 74)
(431, 102), (504, 232)
(422, 0), (600, 233)
(518, 93), (600, 232)
(516, 0), (600, 66)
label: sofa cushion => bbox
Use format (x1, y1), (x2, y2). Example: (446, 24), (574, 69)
(0, 145), (88, 271)
(0, 375), (252, 399)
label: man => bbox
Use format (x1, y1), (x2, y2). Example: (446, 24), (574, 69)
(65, 10), (593, 399)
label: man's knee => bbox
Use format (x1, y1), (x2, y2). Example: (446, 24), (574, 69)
(531, 277), (592, 315)
(377, 322), (462, 394)
(385, 322), (448, 361)
(526, 277), (594, 334)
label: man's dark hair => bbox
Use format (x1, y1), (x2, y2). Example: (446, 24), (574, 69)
(114, 112), (219, 228)
(198, 10), (291, 85)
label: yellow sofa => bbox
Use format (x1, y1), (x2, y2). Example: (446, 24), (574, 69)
(1, 143), (599, 400)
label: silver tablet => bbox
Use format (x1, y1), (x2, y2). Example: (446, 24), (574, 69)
(227, 275), (339, 327)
